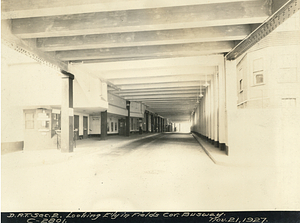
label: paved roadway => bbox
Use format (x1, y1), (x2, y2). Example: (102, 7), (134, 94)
(1, 133), (297, 211)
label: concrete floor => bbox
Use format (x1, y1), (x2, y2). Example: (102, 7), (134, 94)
(1, 133), (299, 211)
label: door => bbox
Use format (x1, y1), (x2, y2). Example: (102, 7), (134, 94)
(74, 115), (79, 140)
(119, 119), (126, 136)
(83, 116), (88, 139)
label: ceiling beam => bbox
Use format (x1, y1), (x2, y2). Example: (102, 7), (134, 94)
(80, 55), (223, 71)
(37, 25), (250, 51)
(110, 74), (212, 85)
(124, 94), (199, 99)
(118, 90), (203, 97)
(111, 86), (202, 93)
(99, 66), (215, 79)
(2, 0), (258, 19)
(120, 81), (209, 90)
(56, 41), (234, 61)
(226, 0), (299, 60)
(11, 1), (270, 38)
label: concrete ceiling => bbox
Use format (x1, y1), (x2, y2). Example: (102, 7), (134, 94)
(2, 0), (287, 122)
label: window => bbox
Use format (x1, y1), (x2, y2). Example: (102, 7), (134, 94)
(115, 122), (117, 131)
(253, 58), (264, 85)
(111, 122), (114, 132)
(25, 113), (34, 129)
(107, 122), (109, 132)
(239, 79), (243, 92)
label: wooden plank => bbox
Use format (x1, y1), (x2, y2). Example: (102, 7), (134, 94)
(56, 41), (234, 61)
(12, 1), (270, 38)
(37, 25), (250, 51)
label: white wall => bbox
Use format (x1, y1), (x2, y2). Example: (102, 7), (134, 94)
(89, 116), (101, 134)
(226, 12), (300, 166)
(1, 45), (109, 143)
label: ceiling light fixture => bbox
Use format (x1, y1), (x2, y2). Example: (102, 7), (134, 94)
(204, 73), (210, 87)
(199, 81), (203, 98)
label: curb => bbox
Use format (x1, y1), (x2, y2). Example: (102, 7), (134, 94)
(192, 133), (217, 164)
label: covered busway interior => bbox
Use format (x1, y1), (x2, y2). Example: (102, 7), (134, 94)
(2, 0), (300, 212)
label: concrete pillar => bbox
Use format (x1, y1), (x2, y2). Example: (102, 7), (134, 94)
(210, 77), (214, 144)
(61, 71), (74, 153)
(158, 116), (160, 132)
(155, 115), (158, 132)
(151, 114), (153, 132)
(214, 71), (219, 147)
(126, 101), (130, 136)
(146, 112), (149, 133)
(225, 60), (237, 155)
(219, 59), (227, 152)
(101, 111), (107, 140)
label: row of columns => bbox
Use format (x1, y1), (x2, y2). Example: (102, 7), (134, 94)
(145, 112), (165, 133)
(190, 59), (228, 154)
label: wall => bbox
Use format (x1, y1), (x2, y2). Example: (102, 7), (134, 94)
(1, 44), (108, 151)
(107, 93), (127, 116)
(226, 11), (300, 166)
(1, 45), (62, 149)
(89, 116), (101, 135)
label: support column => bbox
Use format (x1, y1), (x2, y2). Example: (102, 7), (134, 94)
(146, 111), (149, 133)
(101, 111), (107, 140)
(224, 59), (237, 155)
(158, 117), (161, 132)
(61, 71), (74, 153)
(155, 115), (158, 132)
(151, 114), (154, 132)
(214, 70), (220, 147)
(219, 59), (227, 152)
(126, 101), (130, 136)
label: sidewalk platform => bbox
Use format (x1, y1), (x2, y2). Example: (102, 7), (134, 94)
(192, 133), (230, 165)
(1, 133), (160, 169)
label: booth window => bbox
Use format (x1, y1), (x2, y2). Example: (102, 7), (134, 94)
(25, 113), (34, 129)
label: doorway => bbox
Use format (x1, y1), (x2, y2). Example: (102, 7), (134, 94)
(119, 119), (126, 136)
(83, 116), (88, 139)
(74, 115), (79, 140)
